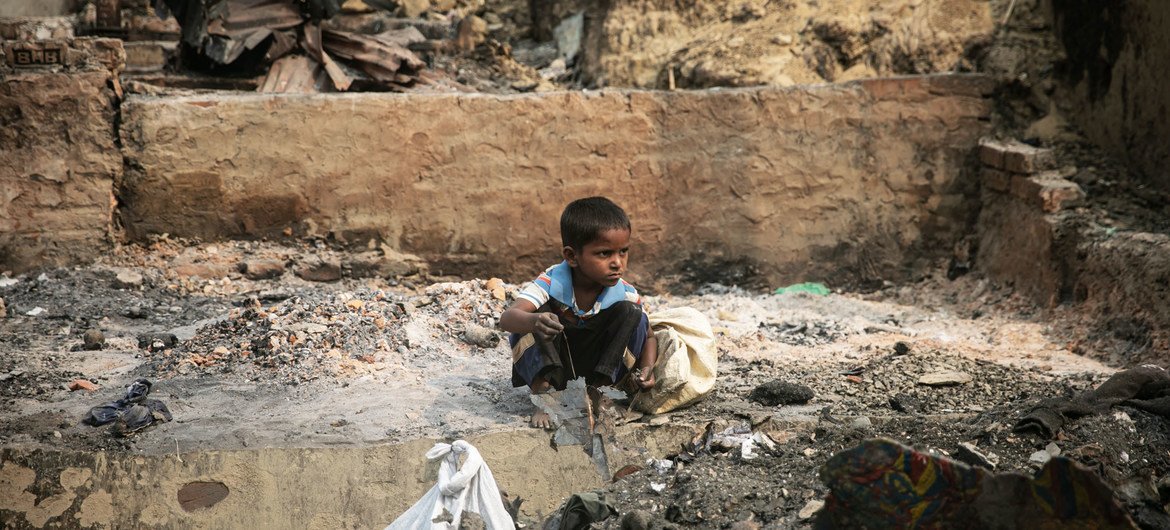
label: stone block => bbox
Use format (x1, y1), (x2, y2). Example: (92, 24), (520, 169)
(123, 41), (174, 73)
(0, 16), (74, 41)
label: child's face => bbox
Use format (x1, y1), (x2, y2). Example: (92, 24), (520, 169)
(565, 228), (631, 289)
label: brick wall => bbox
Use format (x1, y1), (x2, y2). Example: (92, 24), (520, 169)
(120, 74), (994, 287)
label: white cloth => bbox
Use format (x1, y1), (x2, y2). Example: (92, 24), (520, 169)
(386, 440), (515, 530)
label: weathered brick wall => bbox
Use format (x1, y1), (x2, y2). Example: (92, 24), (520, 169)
(121, 74), (993, 287)
(0, 38), (123, 273)
(976, 138), (1170, 365)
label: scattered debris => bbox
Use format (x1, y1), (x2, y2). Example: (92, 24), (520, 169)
(646, 415), (671, 426)
(295, 257), (342, 282)
(954, 442), (999, 470)
(113, 270), (144, 289)
(758, 319), (852, 346)
(551, 492), (617, 529)
(461, 324), (500, 348)
(81, 379), (173, 437)
(82, 328), (106, 350)
(774, 282), (830, 296)
(484, 277), (506, 301)
(67, 379), (99, 392)
(888, 393), (920, 413)
(138, 332), (179, 351)
(748, 380), (814, 406)
(1029, 449), (1052, 465)
(848, 416), (873, 430)
(240, 259), (285, 280)
(798, 499), (824, 520)
(157, 0), (426, 92)
(25, 307), (45, 317)
(918, 371), (973, 387)
(619, 510), (653, 530)
(1015, 365), (1170, 439)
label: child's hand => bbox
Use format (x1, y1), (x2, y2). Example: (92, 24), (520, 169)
(533, 313), (564, 340)
(637, 369), (655, 390)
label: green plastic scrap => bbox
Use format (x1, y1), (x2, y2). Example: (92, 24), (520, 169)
(774, 282), (831, 296)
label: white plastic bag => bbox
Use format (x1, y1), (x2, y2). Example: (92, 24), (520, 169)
(386, 440), (515, 530)
(630, 307), (717, 414)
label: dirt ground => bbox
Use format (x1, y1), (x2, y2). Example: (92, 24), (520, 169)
(2, 237), (1168, 527)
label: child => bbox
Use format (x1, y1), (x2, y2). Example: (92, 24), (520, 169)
(499, 197), (657, 428)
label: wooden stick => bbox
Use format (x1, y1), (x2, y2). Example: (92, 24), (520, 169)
(1001, 0), (1017, 26)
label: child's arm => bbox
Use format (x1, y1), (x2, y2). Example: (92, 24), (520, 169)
(499, 299), (564, 339)
(636, 332), (657, 389)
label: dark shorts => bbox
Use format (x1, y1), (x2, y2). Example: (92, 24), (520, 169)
(510, 301), (648, 390)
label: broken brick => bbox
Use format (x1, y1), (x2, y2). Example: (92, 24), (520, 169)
(1038, 180), (1086, 213)
(240, 259), (285, 280)
(1010, 173), (1085, 213)
(172, 263), (231, 279)
(485, 278), (506, 301)
(67, 379), (98, 391)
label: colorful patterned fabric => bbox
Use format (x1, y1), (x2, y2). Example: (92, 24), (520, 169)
(817, 438), (1136, 530)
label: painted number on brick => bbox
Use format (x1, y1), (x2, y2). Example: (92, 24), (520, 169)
(12, 47), (63, 66)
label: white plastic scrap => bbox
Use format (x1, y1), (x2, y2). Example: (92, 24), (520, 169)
(710, 425), (777, 460)
(25, 307), (44, 317)
(649, 482), (667, 494)
(385, 440), (514, 530)
(0, 278), (18, 287)
(740, 432), (777, 461)
(648, 458), (674, 475)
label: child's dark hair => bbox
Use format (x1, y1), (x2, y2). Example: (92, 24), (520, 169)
(560, 197), (631, 250)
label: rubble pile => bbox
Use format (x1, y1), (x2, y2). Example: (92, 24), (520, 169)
(711, 352), (1105, 417)
(594, 382), (1170, 529)
(147, 279), (510, 383)
(757, 319), (854, 347)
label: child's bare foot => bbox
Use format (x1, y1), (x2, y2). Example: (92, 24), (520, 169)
(528, 376), (553, 429)
(530, 410), (552, 429)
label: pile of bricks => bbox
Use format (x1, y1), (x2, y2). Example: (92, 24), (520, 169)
(978, 138), (1085, 213)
